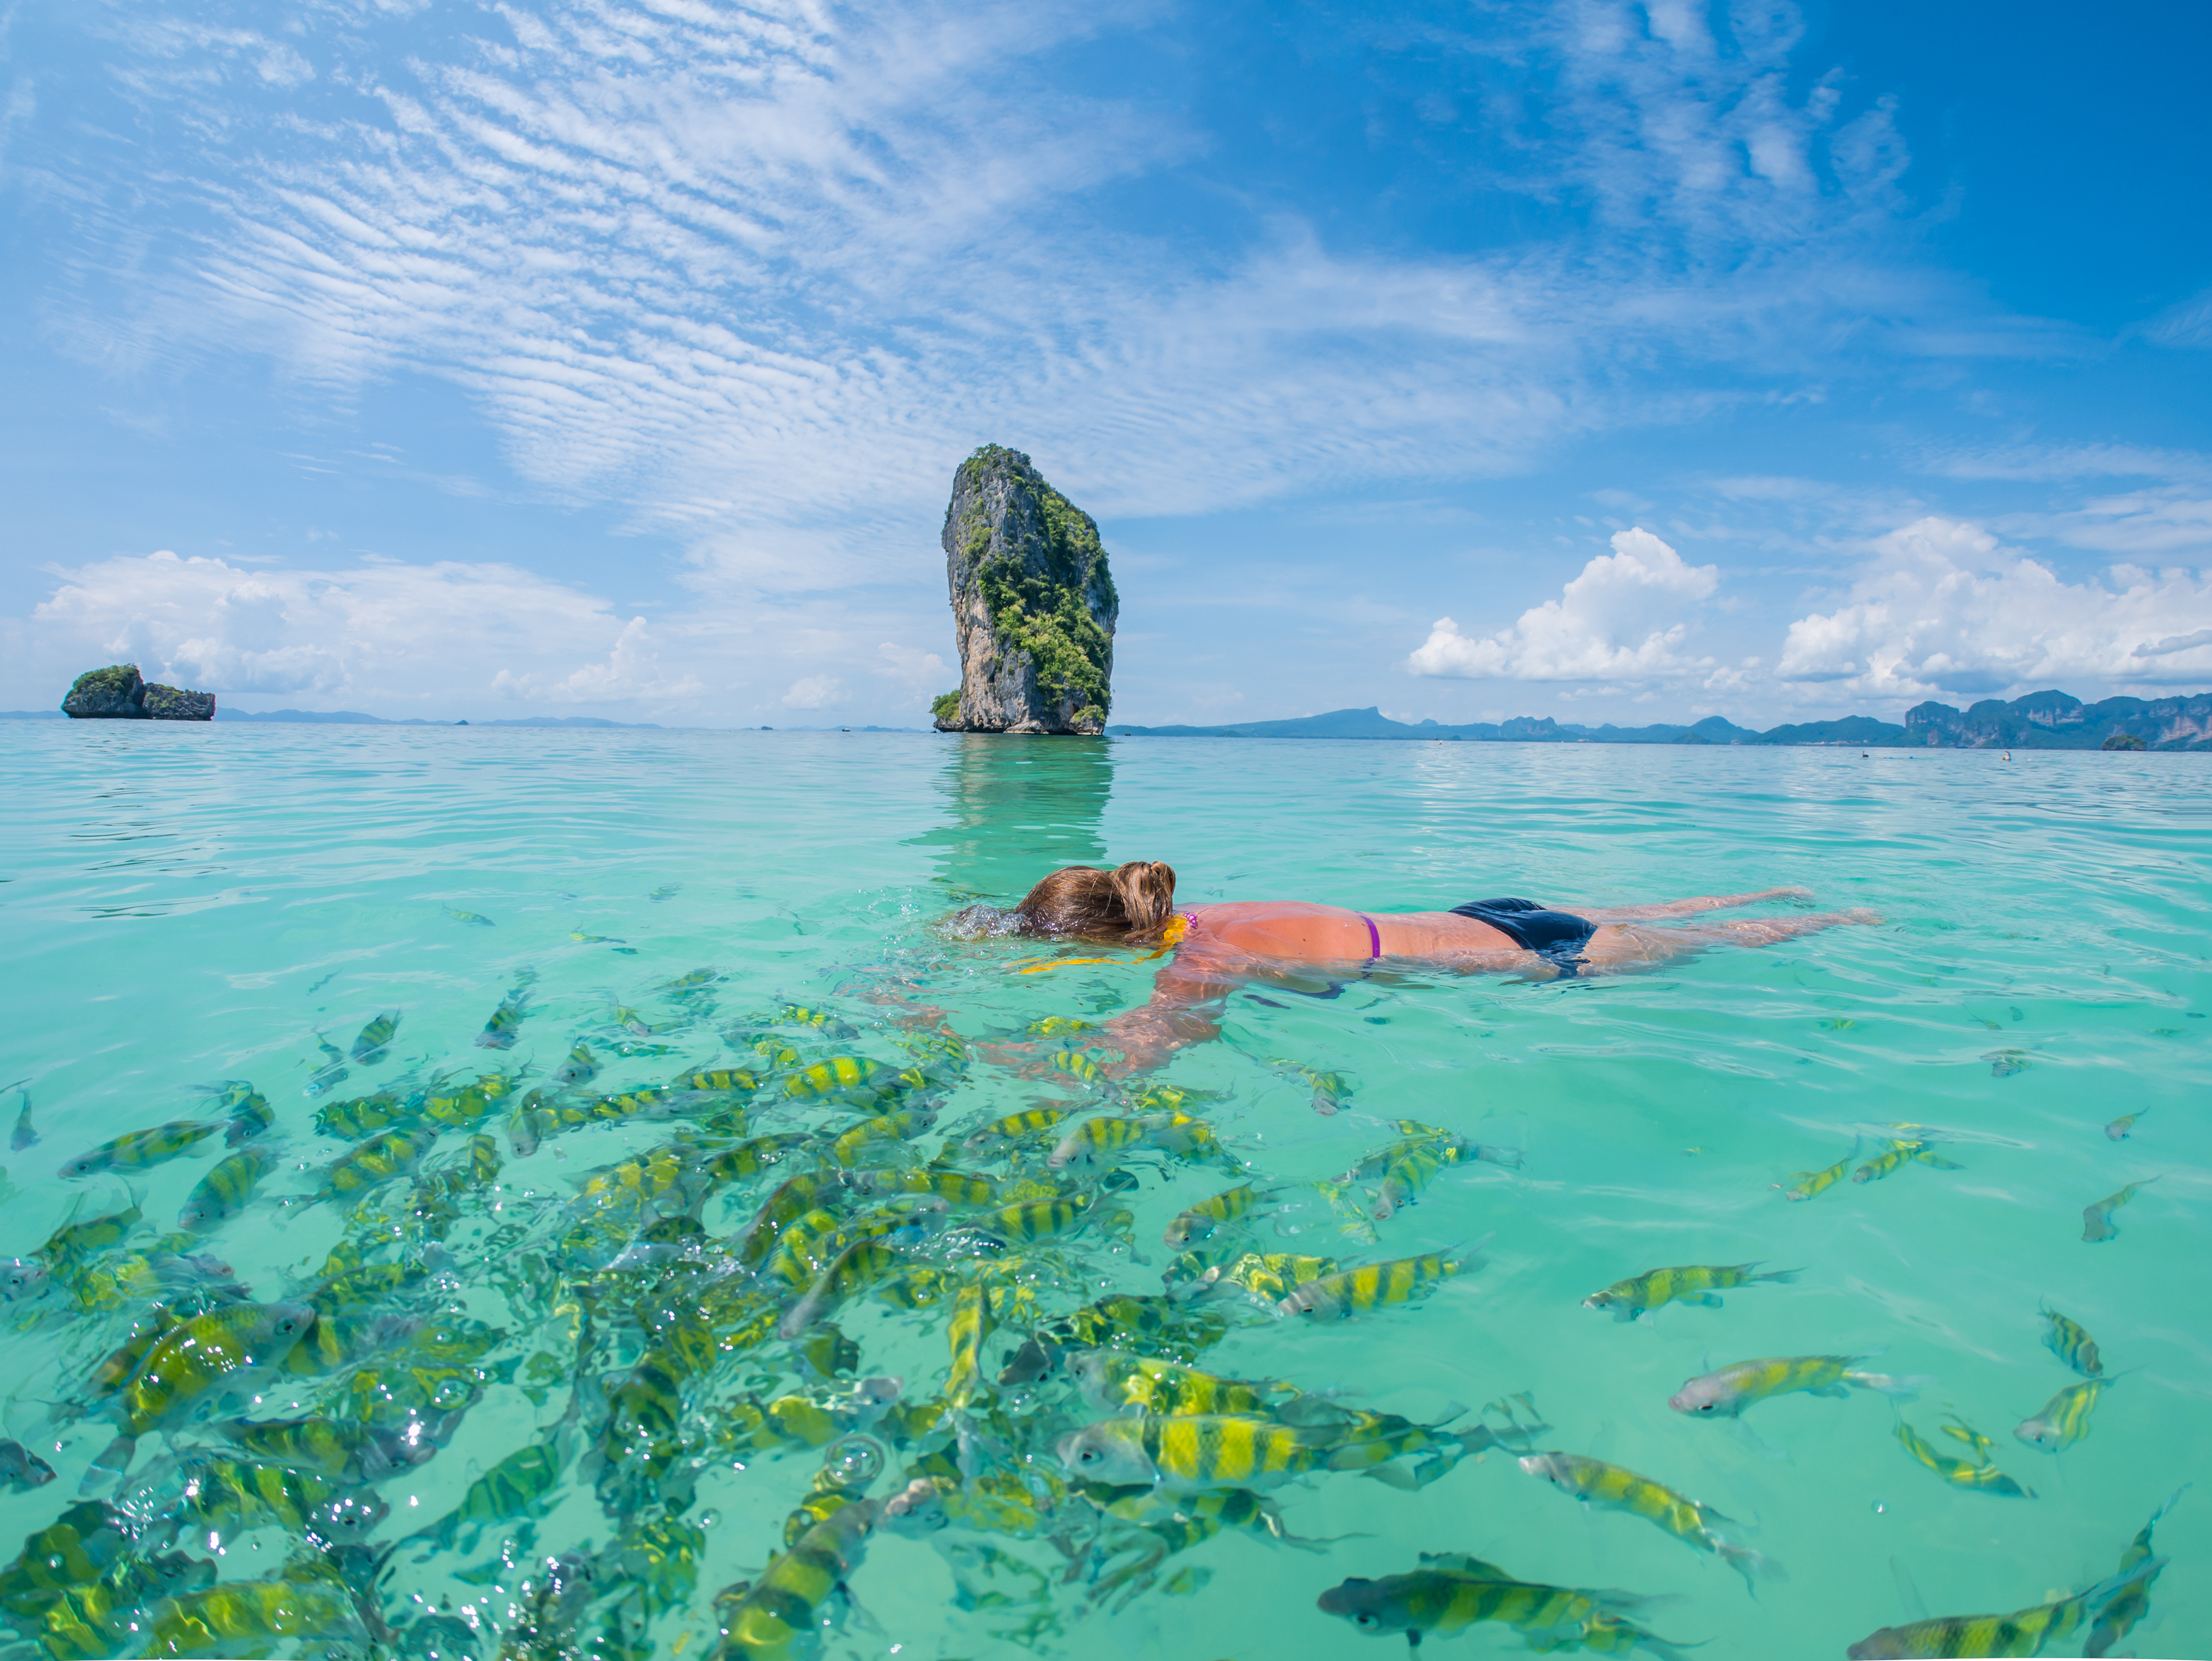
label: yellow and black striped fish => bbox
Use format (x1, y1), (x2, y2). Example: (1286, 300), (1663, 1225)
(350, 1011), (400, 1064)
(323, 1126), (438, 1196)
(60, 1121), (218, 1179)
(2041, 1306), (2103, 1376)
(1278, 1247), (1463, 1319)
(177, 1147), (275, 1233)
(1583, 1262), (1801, 1320)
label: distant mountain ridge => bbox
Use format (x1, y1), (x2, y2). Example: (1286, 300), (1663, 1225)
(1111, 689), (2212, 751)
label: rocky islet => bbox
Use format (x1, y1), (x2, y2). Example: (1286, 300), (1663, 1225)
(934, 446), (1117, 736)
(61, 664), (215, 720)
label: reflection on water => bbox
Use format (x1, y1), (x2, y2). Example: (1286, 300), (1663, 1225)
(911, 735), (1115, 902)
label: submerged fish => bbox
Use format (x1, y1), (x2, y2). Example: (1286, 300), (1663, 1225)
(1163, 1182), (1275, 1247)
(1582, 1262), (1800, 1321)
(177, 1146), (276, 1232)
(2015, 1378), (2111, 1451)
(1779, 1145), (1856, 1201)
(213, 1083), (274, 1146)
(2082, 1178), (2158, 1243)
(1853, 1138), (1961, 1183)
(550, 1042), (600, 1088)
(963, 1105), (1071, 1155)
(1668, 1354), (1923, 1418)
(303, 1035), (350, 1097)
(94, 1300), (316, 1477)
(350, 1011), (400, 1064)
(0, 1440), (57, 1491)
(1317, 1553), (1677, 1651)
(2084, 1489), (2184, 1658)
(1847, 1558), (2160, 1660)
(2041, 1306), (2103, 1377)
(444, 907), (495, 927)
(11, 1091), (38, 1152)
(476, 989), (533, 1050)
(1278, 1247), (1465, 1319)
(59, 1121), (218, 1179)
(2103, 1111), (2141, 1141)
(1893, 1419), (2033, 1498)
(1519, 1451), (1776, 1584)
(1057, 1414), (1338, 1491)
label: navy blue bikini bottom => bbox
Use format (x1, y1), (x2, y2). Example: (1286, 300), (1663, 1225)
(1450, 896), (1598, 975)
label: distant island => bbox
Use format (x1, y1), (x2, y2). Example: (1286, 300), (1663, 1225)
(1111, 689), (2212, 751)
(0, 708), (663, 728)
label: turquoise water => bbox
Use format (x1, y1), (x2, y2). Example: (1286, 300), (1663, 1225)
(2, 723), (2207, 1660)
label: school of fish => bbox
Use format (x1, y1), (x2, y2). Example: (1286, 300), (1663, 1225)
(0, 958), (2182, 1660)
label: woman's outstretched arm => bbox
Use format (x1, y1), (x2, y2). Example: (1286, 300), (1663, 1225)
(1571, 886), (1812, 922)
(1096, 953), (1244, 1076)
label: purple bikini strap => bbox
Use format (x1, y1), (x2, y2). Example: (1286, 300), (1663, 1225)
(1359, 913), (1382, 960)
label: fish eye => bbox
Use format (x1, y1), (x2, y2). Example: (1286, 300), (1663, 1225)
(1698, 1402), (1715, 1413)
(1355, 1614), (1377, 1628)
(1078, 1448), (1099, 1465)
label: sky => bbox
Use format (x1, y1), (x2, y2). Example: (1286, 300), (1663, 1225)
(3, 0), (2209, 729)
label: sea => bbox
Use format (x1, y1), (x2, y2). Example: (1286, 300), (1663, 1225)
(2, 722), (2206, 1660)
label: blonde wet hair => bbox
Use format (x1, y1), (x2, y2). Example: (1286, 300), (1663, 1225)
(1009, 862), (1178, 943)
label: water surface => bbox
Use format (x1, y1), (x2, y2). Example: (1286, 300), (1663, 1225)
(1, 725), (2206, 1659)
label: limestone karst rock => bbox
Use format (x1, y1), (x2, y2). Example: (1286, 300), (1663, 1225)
(934, 446), (1116, 735)
(61, 664), (215, 719)
(62, 664), (148, 718)
(143, 683), (217, 720)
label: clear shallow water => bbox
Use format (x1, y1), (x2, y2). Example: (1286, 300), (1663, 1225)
(1, 723), (2207, 1660)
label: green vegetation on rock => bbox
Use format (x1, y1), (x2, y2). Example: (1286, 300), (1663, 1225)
(931, 691), (963, 723)
(961, 446), (1115, 727)
(71, 664), (140, 699)
(2101, 732), (2148, 751)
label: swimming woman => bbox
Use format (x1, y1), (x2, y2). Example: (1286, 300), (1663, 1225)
(984, 862), (1879, 1073)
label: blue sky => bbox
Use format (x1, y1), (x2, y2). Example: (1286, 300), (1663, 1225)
(3, 0), (2208, 727)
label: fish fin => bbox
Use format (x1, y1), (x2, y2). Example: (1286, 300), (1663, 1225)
(1811, 1384), (1850, 1398)
(1887, 1554), (1929, 1622)
(1361, 1463), (1422, 1491)
(1848, 1371), (1932, 1401)
(1695, 1294), (1724, 1307)
(1725, 1420), (1788, 1462)
(1418, 1552), (1513, 1578)
(1758, 1268), (1805, 1285)
(1717, 1539), (1783, 1594)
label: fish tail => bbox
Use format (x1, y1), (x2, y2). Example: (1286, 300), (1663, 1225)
(1716, 1537), (1783, 1591)
(1757, 1268), (1805, 1285)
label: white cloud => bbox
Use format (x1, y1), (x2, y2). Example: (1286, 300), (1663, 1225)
(1407, 527), (1720, 682)
(23, 0), (2056, 595)
(781, 676), (845, 710)
(874, 641), (949, 691)
(30, 549), (696, 710)
(1776, 516), (2212, 697)
(489, 617), (703, 703)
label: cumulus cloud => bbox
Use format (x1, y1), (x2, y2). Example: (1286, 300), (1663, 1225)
(1407, 528), (1720, 682)
(781, 676), (845, 710)
(30, 549), (695, 710)
(1776, 516), (2212, 696)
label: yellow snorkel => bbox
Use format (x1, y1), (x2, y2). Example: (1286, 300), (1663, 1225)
(1014, 913), (1189, 975)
